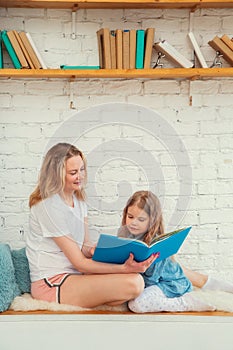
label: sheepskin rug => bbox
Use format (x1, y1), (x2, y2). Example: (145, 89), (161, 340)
(10, 289), (233, 313)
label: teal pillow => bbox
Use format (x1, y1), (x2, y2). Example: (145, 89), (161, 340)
(0, 244), (21, 312)
(11, 247), (31, 294)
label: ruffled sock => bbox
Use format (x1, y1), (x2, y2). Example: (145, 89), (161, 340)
(202, 277), (233, 293)
(128, 286), (215, 313)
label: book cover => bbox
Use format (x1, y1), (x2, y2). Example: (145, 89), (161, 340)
(221, 34), (233, 52)
(136, 29), (145, 69)
(14, 30), (35, 68)
(93, 226), (192, 264)
(18, 31), (42, 69)
(123, 29), (130, 69)
(116, 29), (123, 69)
(154, 40), (193, 68)
(7, 30), (29, 68)
(1, 30), (21, 69)
(188, 32), (208, 68)
(208, 36), (233, 66)
(129, 29), (136, 69)
(96, 28), (111, 69)
(144, 27), (155, 69)
(110, 30), (116, 69)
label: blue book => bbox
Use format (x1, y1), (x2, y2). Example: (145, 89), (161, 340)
(60, 65), (100, 69)
(136, 29), (145, 69)
(1, 30), (21, 69)
(93, 226), (192, 264)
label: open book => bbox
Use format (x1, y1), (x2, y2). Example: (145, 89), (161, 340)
(92, 226), (192, 264)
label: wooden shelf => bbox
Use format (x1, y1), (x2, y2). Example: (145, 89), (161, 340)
(1, 68), (233, 80)
(1, 0), (233, 9)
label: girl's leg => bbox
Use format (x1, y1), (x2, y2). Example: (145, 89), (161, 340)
(59, 273), (144, 308)
(128, 286), (215, 313)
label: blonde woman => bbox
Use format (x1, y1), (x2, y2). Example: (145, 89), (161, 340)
(26, 143), (158, 308)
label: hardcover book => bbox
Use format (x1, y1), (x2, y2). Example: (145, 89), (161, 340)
(136, 29), (145, 69)
(1, 30), (21, 69)
(154, 40), (193, 68)
(93, 226), (192, 264)
(188, 32), (208, 68)
(144, 27), (155, 69)
(208, 36), (233, 66)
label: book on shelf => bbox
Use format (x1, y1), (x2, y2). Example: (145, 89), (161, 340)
(123, 29), (130, 69)
(153, 40), (194, 68)
(208, 35), (233, 66)
(18, 31), (43, 69)
(116, 29), (123, 69)
(96, 28), (111, 69)
(93, 226), (192, 264)
(1, 30), (21, 69)
(188, 32), (208, 68)
(110, 30), (116, 69)
(26, 32), (47, 69)
(129, 29), (136, 69)
(60, 65), (100, 69)
(13, 30), (35, 68)
(220, 34), (233, 52)
(0, 32), (3, 68)
(6, 30), (30, 68)
(136, 29), (145, 69)
(144, 27), (155, 69)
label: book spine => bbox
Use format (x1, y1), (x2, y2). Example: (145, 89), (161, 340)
(188, 32), (208, 68)
(136, 30), (145, 69)
(26, 32), (47, 69)
(110, 30), (117, 69)
(129, 29), (136, 69)
(18, 31), (42, 69)
(0, 31), (3, 68)
(13, 30), (35, 69)
(1, 30), (21, 69)
(123, 29), (130, 69)
(7, 30), (29, 68)
(116, 29), (123, 69)
(221, 34), (233, 51)
(144, 28), (155, 69)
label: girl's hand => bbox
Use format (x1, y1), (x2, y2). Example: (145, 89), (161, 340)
(123, 252), (160, 273)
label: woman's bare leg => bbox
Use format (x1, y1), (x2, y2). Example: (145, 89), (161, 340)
(60, 273), (144, 308)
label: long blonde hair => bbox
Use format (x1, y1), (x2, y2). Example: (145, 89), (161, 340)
(29, 143), (87, 207)
(120, 190), (164, 245)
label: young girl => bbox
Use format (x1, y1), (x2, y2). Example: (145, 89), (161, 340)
(26, 143), (158, 308)
(118, 191), (216, 313)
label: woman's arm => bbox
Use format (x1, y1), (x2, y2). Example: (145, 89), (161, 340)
(81, 217), (96, 258)
(52, 235), (158, 275)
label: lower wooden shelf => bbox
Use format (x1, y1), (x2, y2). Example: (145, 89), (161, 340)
(1, 68), (233, 80)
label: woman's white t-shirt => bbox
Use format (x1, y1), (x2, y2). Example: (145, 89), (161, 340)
(26, 194), (87, 282)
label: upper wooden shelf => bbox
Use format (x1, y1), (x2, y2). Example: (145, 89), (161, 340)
(1, 68), (233, 80)
(1, 0), (233, 9)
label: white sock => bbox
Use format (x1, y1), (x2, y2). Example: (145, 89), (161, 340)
(128, 286), (215, 313)
(202, 277), (233, 293)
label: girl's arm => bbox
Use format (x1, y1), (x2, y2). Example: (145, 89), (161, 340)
(52, 234), (158, 275)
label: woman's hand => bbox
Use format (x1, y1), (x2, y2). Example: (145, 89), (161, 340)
(123, 252), (160, 273)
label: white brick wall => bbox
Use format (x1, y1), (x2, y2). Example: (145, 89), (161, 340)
(0, 7), (233, 281)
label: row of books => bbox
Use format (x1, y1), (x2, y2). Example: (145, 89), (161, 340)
(0, 30), (47, 69)
(208, 34), (233, 66)
(96, 28), (155, 69)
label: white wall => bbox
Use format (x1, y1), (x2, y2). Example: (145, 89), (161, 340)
(0, 6), (233, 281)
